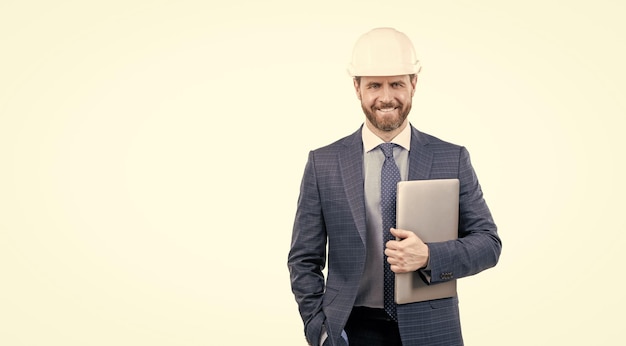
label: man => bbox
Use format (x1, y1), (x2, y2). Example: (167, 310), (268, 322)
(288, 27), (502, 346)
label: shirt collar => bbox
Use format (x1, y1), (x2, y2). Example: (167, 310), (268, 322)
(362, 122), (412, 153)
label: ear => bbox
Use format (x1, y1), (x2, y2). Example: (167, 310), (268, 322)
(353, 78), (362, 100)
(410, 75), (418, 96)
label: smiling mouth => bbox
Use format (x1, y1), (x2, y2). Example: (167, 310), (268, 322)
(376, 107), (398, 113)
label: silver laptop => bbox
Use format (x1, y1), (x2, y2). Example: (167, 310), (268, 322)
(395, 178), (459, 304)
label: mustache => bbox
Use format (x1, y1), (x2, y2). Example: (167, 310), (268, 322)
(374, 101), (401, 110)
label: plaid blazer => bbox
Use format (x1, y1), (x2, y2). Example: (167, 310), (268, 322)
(288, 125), (502, 346)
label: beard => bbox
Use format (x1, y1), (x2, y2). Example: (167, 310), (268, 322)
(361, 100), (412, 132)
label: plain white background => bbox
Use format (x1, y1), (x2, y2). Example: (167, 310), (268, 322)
(1, 1), (624, 344)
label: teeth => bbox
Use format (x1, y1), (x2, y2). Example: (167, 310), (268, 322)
(378, 108), (395, 112)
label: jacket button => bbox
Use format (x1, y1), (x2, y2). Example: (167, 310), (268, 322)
(440, 272), (453, 280)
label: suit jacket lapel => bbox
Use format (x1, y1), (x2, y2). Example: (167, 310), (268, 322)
(408, 125), (433, 180)
(339, 127), (367, 245)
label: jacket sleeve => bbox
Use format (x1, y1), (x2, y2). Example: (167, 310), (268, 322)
(426, 146), (502, 283)
(287, 151), (327, 346)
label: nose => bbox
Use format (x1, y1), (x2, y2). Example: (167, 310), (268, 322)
(379, 84), (392, 103)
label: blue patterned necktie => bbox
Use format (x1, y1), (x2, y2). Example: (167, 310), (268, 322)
(380, 142), (400, 321)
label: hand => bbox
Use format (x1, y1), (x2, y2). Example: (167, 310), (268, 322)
(385, 228), (429, 273)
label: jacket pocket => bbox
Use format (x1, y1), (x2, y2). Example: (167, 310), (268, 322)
(428, 296), (458, 309)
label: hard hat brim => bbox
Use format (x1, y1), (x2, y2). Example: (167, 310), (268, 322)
(347, 61), (422, 77)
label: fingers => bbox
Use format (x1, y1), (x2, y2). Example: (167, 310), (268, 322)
(385, 228), (429, 272)
(385, 246), (408, 273)
(386, 252), (425, 273)
(386, 254), (410, 273)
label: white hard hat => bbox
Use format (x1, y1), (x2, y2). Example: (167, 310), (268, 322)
(347, 27), (421, 77)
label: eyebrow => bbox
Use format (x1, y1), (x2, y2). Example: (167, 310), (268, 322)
(365, 80), (405, 87)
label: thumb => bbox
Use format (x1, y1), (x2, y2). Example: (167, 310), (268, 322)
(390, 228), (412, 239)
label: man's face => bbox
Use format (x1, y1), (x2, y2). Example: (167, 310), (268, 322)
(354, 75), (417, 132)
